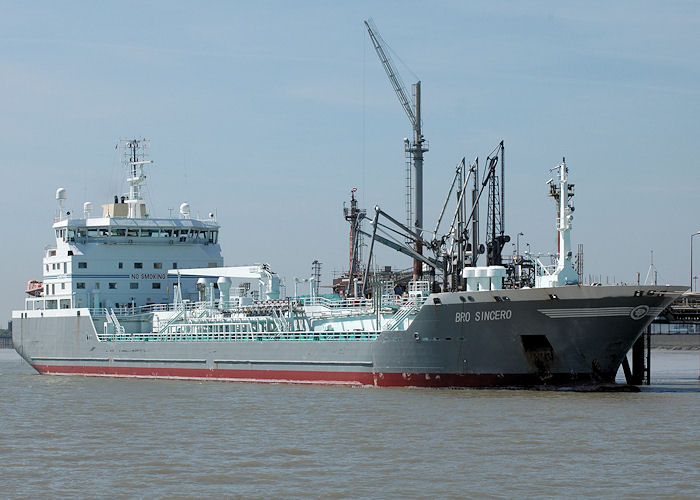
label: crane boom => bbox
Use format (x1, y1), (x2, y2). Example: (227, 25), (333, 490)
(364, 19), (428, 281)
(364, 19), (416, 126)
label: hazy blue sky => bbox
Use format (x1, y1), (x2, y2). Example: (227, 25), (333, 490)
(2, 1), (699, 318)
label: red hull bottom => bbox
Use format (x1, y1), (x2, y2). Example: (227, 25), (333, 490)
(32, 364), (619, 389)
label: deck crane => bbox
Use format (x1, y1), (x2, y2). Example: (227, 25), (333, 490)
(364, 19), (428, 280)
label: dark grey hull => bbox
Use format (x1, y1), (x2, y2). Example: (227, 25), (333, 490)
(12, 285), (685, 388)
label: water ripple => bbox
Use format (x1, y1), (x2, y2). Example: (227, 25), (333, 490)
(1, 351), (699, 499)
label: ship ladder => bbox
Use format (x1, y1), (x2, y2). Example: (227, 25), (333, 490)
(387, 303), (417, 331)
(106, 309), (126, 335)
(157, 307), (185, 335)
(270, 307), (289, 333)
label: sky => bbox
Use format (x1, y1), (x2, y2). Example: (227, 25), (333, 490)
(1, 1), (699, 319)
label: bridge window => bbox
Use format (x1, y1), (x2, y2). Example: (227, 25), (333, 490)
(134, 262), (143, 269)
(118, 262), (123, 269)
(172, 262), (178, 269)
(130, 283), (139, 289)
(152, 283), (161, 289)
(127, 229), (139, 238)
(154, 262), (162, 269)
(78, 262), (87, 269)
(76, 282), (86, 289)
(109, 283), (117, 289)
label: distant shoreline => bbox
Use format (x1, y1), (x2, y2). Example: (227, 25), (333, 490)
(651, 334), (700, 350)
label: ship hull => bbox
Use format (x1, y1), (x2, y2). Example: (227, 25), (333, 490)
(28, 364), (619, 388)
(12, 285), (685, 389)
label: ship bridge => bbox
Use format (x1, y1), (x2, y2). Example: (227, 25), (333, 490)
(52, 217), (219, 246)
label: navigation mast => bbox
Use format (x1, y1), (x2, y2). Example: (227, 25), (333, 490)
(121, 138), (153, 219)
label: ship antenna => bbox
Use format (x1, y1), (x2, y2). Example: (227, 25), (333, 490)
(120, 138), (153, 218)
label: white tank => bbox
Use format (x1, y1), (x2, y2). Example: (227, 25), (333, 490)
(463, 267), (477, 292)
(475, 267), (490, 291)
(487, 265), (507, 290)
(56, 188), (67, 200)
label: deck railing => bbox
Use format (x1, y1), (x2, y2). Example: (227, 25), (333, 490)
(97, 329), (380, 343)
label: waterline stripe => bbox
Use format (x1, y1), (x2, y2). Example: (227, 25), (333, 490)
(114, 358), (206, 363)
(32, 357), (109, 362)
(214, 359), (374, 367)
(538, 307), (633, 318)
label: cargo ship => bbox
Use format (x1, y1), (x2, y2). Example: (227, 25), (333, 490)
(11, 138), (685, 388)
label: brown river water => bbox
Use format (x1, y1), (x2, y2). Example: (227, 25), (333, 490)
(1, 349), (698, 499)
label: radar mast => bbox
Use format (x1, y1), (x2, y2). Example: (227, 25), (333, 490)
(120, 138), (153, 218)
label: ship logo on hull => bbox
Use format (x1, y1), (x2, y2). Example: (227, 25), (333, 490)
(538, 305), (656, 320)
(629, 305), (650, 320)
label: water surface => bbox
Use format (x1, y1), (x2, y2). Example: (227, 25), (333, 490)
(1, 350), (698, 499)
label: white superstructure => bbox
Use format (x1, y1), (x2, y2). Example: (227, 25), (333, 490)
(27, 139), (223, 311)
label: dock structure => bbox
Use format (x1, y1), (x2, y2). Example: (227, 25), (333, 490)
(0, 336), (12, 349)
(623, 292), (700, 385)
(655, 292), (700, 326)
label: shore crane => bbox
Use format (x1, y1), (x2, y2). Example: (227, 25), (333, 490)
(364, 19), (428, 280)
